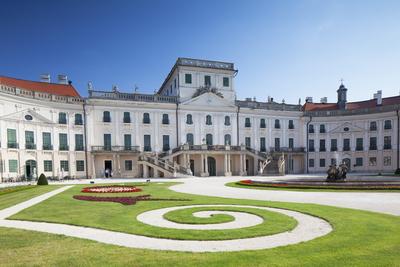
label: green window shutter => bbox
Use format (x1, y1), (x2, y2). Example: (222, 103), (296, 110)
(9, 159), (18, 172)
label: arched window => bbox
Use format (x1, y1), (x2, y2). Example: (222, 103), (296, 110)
(186, 114), (193, 125)
(206, 134), (213, 145)
(103, 111), (111, 123)
(260, 118), (266, 128)
(206, 115), (212, 125)
(186, 133), (194, 146)
(245, 118), (251, 127)
(143, 113), (150, 124)
(162, 114), (169, 124)
(224, 134), (231, 145)
(224, 116), (230, 126)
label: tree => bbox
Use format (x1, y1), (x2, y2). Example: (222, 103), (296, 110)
(37, 173), (48, 185)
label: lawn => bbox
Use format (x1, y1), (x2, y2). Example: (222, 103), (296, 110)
(0, 182), (399, 266)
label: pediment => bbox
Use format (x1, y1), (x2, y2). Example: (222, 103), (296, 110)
(181, 92), (236, 108)
(0, 108), (54, 124)
(329, 122), (364, 134)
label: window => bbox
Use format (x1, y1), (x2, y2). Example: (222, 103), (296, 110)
(331, 139), (337, 151)
(25, 131), (35, 149)
(274, 119), (280, 129)
(320, 159), (325, 168)
(174, 79), (177, 89)
(384, 136), (392, 149)
(76, 160), (85, 172)
(162, 135), (170, 151)
(59, 133), (68, 151)
(343, 139), (350, 151)
(356, 138), (363, 151)
(260, 137), (266, 152)
(124, 134), (131, 150)
(204, 75), (211, 86)
(384, 156), (392, 166)
(103, 111), (111, 122)
(369, 137), (377, 150)
(245, 137), (251, 148)
(319, 139), (326, 152)
(7, 129), (17, 148)
(309, 159), (315, 168)
(320, 124), (326, 133)
(60, 160), (69, 172)
(260, 119), (266, 128)
(162, 114), (169, 124)
(343, 127), (349, 132)
(224, 134), (231, 145)
(186, 114), (193, 125)
(186, 133), (194, 146)
(370, 121), (377, 131)
(123, 112), (131, 123)
(125, 160), (133, 171)
(274, 138), (280, 151)
(384, 120), (392, 130)
(224, 116), (230, 126)
(58, 112), (67, 124)
(206, 134), (213, 145)
(75, 134), (84, 151)
(309, 139), (315, 152)
(103, 134), (111, 151)
(143, 113), (150, 124)
(42, 132), (52, 150)
(8, 159), (17, 173)
(75, 114), (83, 125)
(144, 135), (151, 151)
(331, 158), (337, 166)
(223, 77), (229, 87)
(245, 118), (251, 128)
(369, 157), (377, 166)
(206, 115), (212, 125)
(356, 158), (363, 167)
(288, 120), (294, 129)
(44, 160), (52, 172)
(185, 73), (192, 84)
(25, 114), (33, 121)
(289, 138), (294, 149)
(308, 124), (314, 133)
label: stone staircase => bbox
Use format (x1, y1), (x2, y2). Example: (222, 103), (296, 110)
(138, 154), (192, 178)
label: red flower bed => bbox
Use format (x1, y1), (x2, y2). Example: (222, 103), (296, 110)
(73, 194), (191, 205)
(82, 185), (141, 193)
(240, 180), (253, 184)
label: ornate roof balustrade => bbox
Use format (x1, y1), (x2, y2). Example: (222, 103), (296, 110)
(88, 90), (178, 103)
(304, 104), (400, 117)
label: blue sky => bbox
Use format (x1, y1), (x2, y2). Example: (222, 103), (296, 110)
(1, 0), (400, 104)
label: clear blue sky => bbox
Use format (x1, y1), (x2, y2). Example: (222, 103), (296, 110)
(1, 0), (400, 104)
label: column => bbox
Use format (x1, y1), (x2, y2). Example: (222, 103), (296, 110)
(112, 154), (116, 177)
(243, 154), (247, 175)
(224, 154), (228, 176)
(200, 154), (205, 176)
(117, 154), (121, 176)
(91, 155), (96, 179)
(239, 154), (244, 175)
(204, 154), (209, 176)
(143, 164), (148, 178)
(228, 154), (232, 173)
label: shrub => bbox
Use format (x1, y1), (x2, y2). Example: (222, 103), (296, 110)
(37, 173), (48, 185)
(395, 168), (400, 175)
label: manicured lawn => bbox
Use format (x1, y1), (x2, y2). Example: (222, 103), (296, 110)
(0, 182), (399, 266)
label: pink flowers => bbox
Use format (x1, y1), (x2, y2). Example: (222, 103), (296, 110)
(82, 185), (142, 193)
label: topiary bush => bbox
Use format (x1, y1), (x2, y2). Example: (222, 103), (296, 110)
(37, 173), (48, 185)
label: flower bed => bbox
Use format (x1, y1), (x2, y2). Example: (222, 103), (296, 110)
(73, 194), (191, 205)
(81, 185), (142, 193)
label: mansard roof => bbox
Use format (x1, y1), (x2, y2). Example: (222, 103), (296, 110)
(0, 76), (80, 97)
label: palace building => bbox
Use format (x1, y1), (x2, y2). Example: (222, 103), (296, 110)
(0, 58), (398, 181)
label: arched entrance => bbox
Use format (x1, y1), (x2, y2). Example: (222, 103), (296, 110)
(343, 158), (351, 171)
(207, 157), (216, 176)
(25, 160), (37, 179)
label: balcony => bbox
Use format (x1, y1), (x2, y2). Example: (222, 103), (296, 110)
(43, 144), (53, 150)
(25, 143), (36, 150)
(59, 145), (69, 151)
(7, 142), (19, 149)
(91, 146), (140, 153)
(269, 147), (305, 153)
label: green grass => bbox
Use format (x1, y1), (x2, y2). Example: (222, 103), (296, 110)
(0, 185), (62, 210)
(0, 182), (400, 266)
(227, 181), (400, 192)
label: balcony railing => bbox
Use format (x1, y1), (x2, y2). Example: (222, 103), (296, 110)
(269, 147), (305, 153)
(384, 144), (392, 150)
(75, 120), (83, 125)
(91, 146), (140, 152)
(7, 142), (19, 149)
(59, 145), (69, 151)
(356, 146), (363, 151)
(89, 90), (178, 103)
(144, 146), (152, 152)
(43, 144), (53, 150)
(25, 143), (36, 150)
(75, 145), (85, 151)
(343, 147), (351, 151)
(369, 145), (377, 150)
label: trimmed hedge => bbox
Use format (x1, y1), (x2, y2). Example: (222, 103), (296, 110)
(37, 174), (48, 185)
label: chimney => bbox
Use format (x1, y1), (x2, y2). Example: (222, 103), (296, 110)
(58, 75), (68, 85)
(337, 83), (347, 110)
(305, 97), (313, 103)
(320, 97), (327, 104)
(373, 90), (382, 106)
(40, 74), (50, 83)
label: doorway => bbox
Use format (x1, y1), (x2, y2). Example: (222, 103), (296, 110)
(190, 159), (194, 175)
(104, 160), (112, 177)
(25, 160), (37, 180)
(207, 157), (216, 176)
